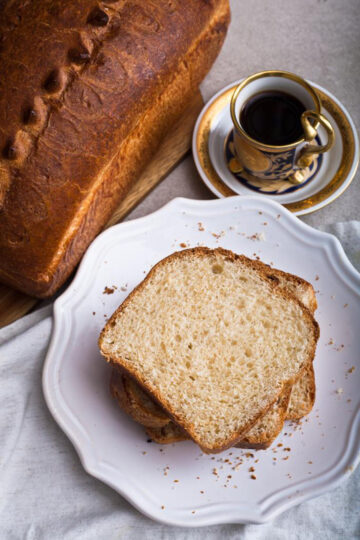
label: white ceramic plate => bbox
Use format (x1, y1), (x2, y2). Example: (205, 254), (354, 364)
(43, 196), (360, 526)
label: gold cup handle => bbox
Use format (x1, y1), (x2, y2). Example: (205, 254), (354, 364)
(296, 110), (335, 168)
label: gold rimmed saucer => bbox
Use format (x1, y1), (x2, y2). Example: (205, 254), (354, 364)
(192, 80), (359, 215)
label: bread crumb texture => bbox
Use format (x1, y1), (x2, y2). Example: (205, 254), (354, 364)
(100, 248), (317, 451)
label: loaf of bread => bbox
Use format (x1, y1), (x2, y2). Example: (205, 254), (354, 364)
(99, 247), (319, 453)
(0, 0), (230, 297)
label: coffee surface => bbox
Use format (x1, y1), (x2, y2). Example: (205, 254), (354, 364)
(240, 90), (306, 146)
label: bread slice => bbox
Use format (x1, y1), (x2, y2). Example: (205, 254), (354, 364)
(145, 389), (292, 449)
(260, 266), (317, 420)
(110, 370), (290, 448)
(99, 247), (319, 453)
(110, 369), (169, 428)
(235, 388), (292, 449)
(109, 264), (317, 447)
(146, 423), (190, 444)
(287, 363), (316, 420)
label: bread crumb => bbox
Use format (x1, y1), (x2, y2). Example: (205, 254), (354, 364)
(161, 505), (165, 510)
(200, 490), (204, 494)
(192, 511), (196, 514)
(173, 479), (179, 483)
(250, 474), (257, 480)
(343, 303), (348, 308)
(248, 232), (265, 241)
(212, 231), (225, 239)
(348, 366), (355, 373)
(245, 452), (254, 458)
(179, 242), (188, 248)
(249, 467), (255, 472)
(103, 286), (115, 295)
(142, 451), (147, 455)
(336, 388), (343, 394)
(198, 222), (205, 232)
(120, 285), (128, 292)
(92, 312), (96, 315)
(315, 275), (319, 281)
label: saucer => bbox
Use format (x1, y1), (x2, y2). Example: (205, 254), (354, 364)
(193, 80), (359, 215)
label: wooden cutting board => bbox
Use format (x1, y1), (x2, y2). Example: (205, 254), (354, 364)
(0, 91), (204, 329)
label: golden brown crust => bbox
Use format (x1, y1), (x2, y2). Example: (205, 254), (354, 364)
(0, 1), (230, 297)
(99, 247), (319, 453)
(261, 266), (318, 313)
(110, 369), (170, 428)
(146, 423), (191, 444)
(235, 388), (292, 449)
(287, 362), (316, 420)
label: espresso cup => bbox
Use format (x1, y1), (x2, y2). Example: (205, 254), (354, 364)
(230, 70), (335, 184)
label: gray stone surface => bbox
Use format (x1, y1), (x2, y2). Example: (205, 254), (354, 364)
(126, 0), (360, 227)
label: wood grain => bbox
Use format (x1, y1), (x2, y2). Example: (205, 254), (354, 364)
(0, 91), (204, 329)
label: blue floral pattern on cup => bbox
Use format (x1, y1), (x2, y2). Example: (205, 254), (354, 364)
(226, 130), (323, 195)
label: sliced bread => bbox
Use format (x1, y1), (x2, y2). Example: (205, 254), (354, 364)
(287, 363), (316, 420)
(112, 377), (291, 449)
(99, 247), (319, 453)
(260, 266), (317, 419)
(146, 422), (190, 444)
(235, 388), (292, 449)
(109, 263), (317, 448)
(110, 369), (169, 428)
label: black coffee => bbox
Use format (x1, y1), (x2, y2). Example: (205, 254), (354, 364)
(240, 90), (306, 146)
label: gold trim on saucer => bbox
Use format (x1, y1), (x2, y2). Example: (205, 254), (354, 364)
(195, 84), (358, 214)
